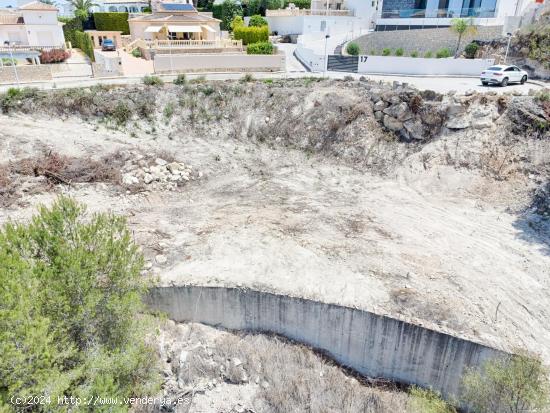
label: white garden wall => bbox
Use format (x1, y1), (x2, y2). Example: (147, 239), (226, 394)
(358, 55), (495, 76)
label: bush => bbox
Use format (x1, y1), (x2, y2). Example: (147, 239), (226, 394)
(39, 49), (71, 64)
(0, 197), (159, 409)
(93, 12), (130, 35)
(131, 48), (142, 57)
(174, 73), (187, 85)
(247, 41), (274, 54)
(1, 57), (16, 66)
(461, 353), (550, 413)
(346, 42), (360, 56)
(409, 387), (456, 413)
(221, 0), (242, 31)
(436, 47), (452, 58)
(395, 47), (404, 56)
(233, 24), (269, 45)
(59, 16), (83, 47)
(74, 30), (95, 61)
(241, 73), (254, 82)
(231, 15), (244, 30)
(410, 50), (418, 57)
(382, 48), (391, 56)
(424, 51), (433, 58)
(143, 75), (164, 86)
(464, 42), (478, 58)
(284, 0), (310, 7)
(249, 14), (267, 27)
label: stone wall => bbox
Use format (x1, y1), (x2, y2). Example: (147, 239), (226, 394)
(146, 285), (507, 402)
(0, 65), (52, 84)
(354, 26), (504, 55)
(153, 53), (285, 73)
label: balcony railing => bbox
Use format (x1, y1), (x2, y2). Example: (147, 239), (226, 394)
(380, 7), (496, 19)
(0, 44), (66, 52)
(147, 39), (243, 49)
(266, 8), (353, 17)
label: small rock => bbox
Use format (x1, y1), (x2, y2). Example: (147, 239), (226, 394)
(166, 162), (182, 174)
(232, 358), (242, 367)
(143, 173), (154, 184)
(383, 115), (404, 132)
(383, 102), (412, 121)
(155, 254), (167, 265)
(373, 100), (387, 111)
(446, 116), (471, 129)
(122, 173), (139, 185)
(374, 110), (384, 121)
(155, 158), (167, 166)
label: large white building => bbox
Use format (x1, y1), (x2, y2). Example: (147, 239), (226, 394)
(266, 0), (377, 36)
(0, 1), (65, 47)
(374, 0), (545, 30)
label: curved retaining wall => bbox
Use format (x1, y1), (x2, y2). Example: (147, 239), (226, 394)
(147, 286), (505, 400)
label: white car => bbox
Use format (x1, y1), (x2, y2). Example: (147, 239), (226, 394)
(480, 65), (528, 87)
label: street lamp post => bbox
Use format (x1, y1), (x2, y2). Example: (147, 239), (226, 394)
(324, 33), (330, 77)
(8, 46), (19, 85)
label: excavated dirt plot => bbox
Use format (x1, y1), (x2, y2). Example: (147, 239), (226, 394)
(1, 80), (549, 383)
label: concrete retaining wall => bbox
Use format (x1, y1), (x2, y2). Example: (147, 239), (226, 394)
(153, 53), (285, 73)
(358, 55), (494, 76)
(147, 286), (506, 400)
(0, 65), (52, 84)
(354, 26), (503, 55)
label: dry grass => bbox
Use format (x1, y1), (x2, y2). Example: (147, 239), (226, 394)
(212, 333), (412, 413)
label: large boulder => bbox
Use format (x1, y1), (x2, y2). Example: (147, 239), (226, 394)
(383, 102), (413, 121)
(383, 115), (404, 131)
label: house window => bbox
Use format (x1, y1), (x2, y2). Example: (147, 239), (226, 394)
(320, 20), (326, 31)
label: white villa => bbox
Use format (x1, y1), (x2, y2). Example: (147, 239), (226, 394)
(0, 1), (65, 47)
(266, 0), (376, 35)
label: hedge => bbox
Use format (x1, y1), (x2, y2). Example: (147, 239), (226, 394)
(59, 16), (83, 47)
(248, 14), (267, 27)
(93, 12), (130, 35)
(284, 0), (310, 8)
(74, 30), (95, 62)
(233, 25), (268, 45)
(246, 41), (273, 54)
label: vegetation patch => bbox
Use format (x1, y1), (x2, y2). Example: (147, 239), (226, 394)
(0, 197), (160, 412)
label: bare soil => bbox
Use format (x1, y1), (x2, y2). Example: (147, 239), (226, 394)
(1, 80), (549, 365)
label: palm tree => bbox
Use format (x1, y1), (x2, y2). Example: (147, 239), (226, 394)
(450, 18), (477, 58)
(69, 0), (98, 20)
(40, 0), (57, 5)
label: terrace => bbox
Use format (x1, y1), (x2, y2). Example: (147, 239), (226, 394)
(266, 8), (353, 17)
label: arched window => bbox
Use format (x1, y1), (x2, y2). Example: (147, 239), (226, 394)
(129, 6), (138, 12)
(108, 6), (117, 11)
(119, 5), (128, 11)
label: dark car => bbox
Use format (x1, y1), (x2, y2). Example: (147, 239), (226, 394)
(101, 39), (116, 51)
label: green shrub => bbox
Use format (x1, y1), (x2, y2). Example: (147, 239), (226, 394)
(382, 48), (391, 56)
(247, 41), (274, 54)
(436, 47), (452, 58)
(410, 50), (418, 57)
(131, 48), (142, 58)
(59, 16), (83, 46)
(249, 14), (268, 27)
(1, 57), (17, 66)
(143, 75), (164, 86)
(241, 73), (254, 82)
(395, 47), (404, 56)
(0, 197), (159, 409)
(221, 0), (242, 31)
(233, 24), (269, 45)
(284, 0), (310, 7)
(461, 353), (550, 413)
(409, 387), (456, 413)
(231, 15), (244, 30)
(174, 73), (187, 85)
(93, 12), (130, 35)
(464, 42), (478, 58)
(164, 102), (175, 118)
(346, 42), (360, 56)
(74, 30), (95, 61)
(424, 51), (433, 58)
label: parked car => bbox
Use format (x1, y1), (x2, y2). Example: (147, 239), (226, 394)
(480, 65), (528, 87)
(101, 39), (116, 52)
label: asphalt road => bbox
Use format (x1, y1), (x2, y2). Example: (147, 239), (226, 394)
(0, 68), (546, 94)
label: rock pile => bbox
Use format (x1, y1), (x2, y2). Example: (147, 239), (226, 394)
(121, 155), (200, 191)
